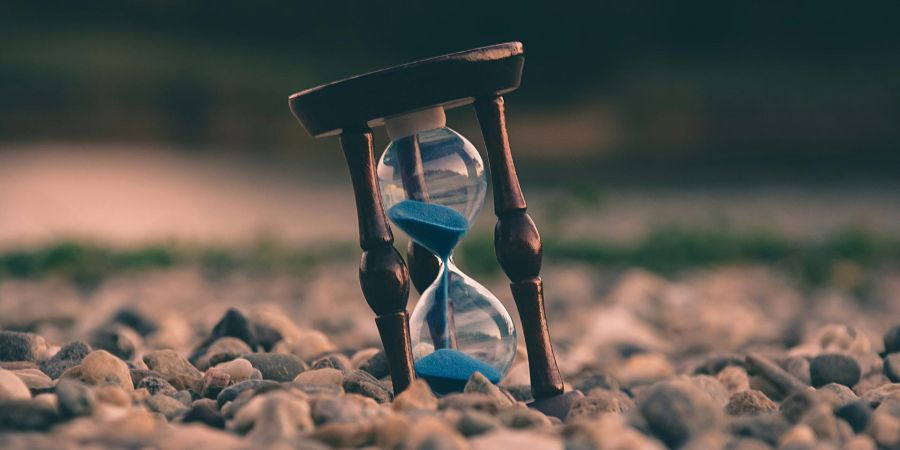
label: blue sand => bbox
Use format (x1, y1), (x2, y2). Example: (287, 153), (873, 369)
(388, 200), (470, 349)
(415, 348), (502, 394)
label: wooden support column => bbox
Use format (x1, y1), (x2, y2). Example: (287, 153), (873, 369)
(474, 96), (565, 400)
(339, 126), (415, 394)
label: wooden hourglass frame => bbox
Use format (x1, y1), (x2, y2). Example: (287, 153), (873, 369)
(289, 42), (582, 418)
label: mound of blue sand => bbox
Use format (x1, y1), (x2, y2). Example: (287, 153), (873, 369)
(386, 200), (468, 260)
(415, 348), (502, 394)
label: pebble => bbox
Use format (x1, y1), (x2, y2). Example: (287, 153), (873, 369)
(349, 348), (380, 369)
(405, 416), (468, 450)
(439, 393), (502, 415)
(12, 368), (54, 391)
(293, 368), (344, 387)
(691, 353), (747, 375)
(111, 307), (158, 337)
(66, 350), (134, 391)
(272, 330), (335, 361)
(39, 340), (92, 379)
(239, 392), (314, 444)
(883, 325), (900, 355)
(782, 355), (813, 385)
(342, 369), (391, 403)
(861, 383), (900, 408)
(217, 379), (277, 408)
(464, 371), (515, 407)
(0, 369), (32, 400)
(241, 353), (307, 382)
(372, 414), (410, 449)
(456, 409), (501, 436)
(311, 353), (351, 372)
(746, 352), (809, 397)
(470, 429), (562, 450)
(729, 413), (791, 447)
(717, 365), (751, 395)
(95, 384), (132, 407)
(201, 369), (232, 399)
(213, 357), (254, 381)
(574, 372), (620, 392)
(137, 375), (178, 396)
(637, 379), (722, 448)
(503, 384), (534, 402)
(614, 352), (675, 388)
(358, 350), (390, 379)
(564, 414), (666, 450)
(688, 374), (730, 407)
(181, 399), (225, 428)
(56, 378), (95, 417)
(885, 353), (900, 382)
(146, 393), (188, 420)
(567, 389), (634, 420)
(294, 382), (344, 397)
(194, 337), (252, 370)
(815, 382), (859, 409)
(89, 324), (140, 360)
(497, 405), (552, 429)
(311, 394), (381, 426)
(726, 389), (777, 415)
(0, 399), (59, 431)
(780, 390), (818, 423)
(198, 308), (259, 356)
(0, 331), (48, 362)
(809, 353), (861, 388)
(836, 400), (872, 433)
(392, 379), (438, 412)
(143, 349), (203, 391)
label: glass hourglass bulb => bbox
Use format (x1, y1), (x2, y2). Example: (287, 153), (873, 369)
(376, 106), (517, 393)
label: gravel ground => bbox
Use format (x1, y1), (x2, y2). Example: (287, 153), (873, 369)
(2, 262), (900, 449)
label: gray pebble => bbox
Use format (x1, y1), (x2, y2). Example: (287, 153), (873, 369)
(358, 350), (390, 379)
(464, 371), (515, 407)
(55, 379), (95, 418)
(146, 393), (188, 420)
(574, 372), (620, 392)
(836, 400), (872, 433)
(216, 379), (277, 408)
(89, 325), (140, 360)
(726, 390), (777, 416)
(439, 393), (502, 415)
(242, 353), (308, 382)
(729, 413), (791, 447)
(497, 406), (551, 429)
(137, 375), (177, 396)
(39, 341), (91, 379)
(810, 353), (861, 388)
(781, 390), (818, 423)
(884, 325), (900, 355)
(456, 409), (500, 436)
(342, 370), (391, 403)
(637, 379), (722, 448)
(568, 389), (634, 420)
(182, 398), (225, 429)
(0, 332), (47, 363)
(0, 399), (59, 431)
(884, 353), (900, 382)
(311, 353), (351, 373)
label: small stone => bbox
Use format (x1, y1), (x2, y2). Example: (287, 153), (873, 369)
(816, 382), (859, 409)
(312, 422), (374, 448)
(885, 353), (900, 382)
(194, 337), (252, 370)
(146, 393), (188, 420)
(201, 369), (231, 399)
(137, 375), (177, 396)
(0, 331), (47, 362)
(32, 393), (57, 410)
(884, 325), (900, 354)
(782, 356), (812, 385)
(182, 399), (225, 428)
(294, 382), (344, 397)
(637, 379), (722, 448)
(836, 400), (872, 433)
(192, 309), (259, 364)
(869, 410), (900, 448)
(780, 390), (818, 423)
(55, 379), (95, 418)
(0, 369), (32, 400)
(439, 393), (502, 415)
(241, 353), (307, 382)
(349, 348), (380, 369)
(39, 340), (91, 379)
(311, 394), (381, 425)
(464, 371), (515, 407)
(88, 324), (141, 360)
(372, 414), (410, 450)
(217, 379), (277, 408)
(170, 390), (193, 406)
(568, 389), (634, 420)
(689, 374), (730, 407)
(12, 368), (53, 391)
(503, 384), (534, 402)
(717, 366), (751, 395)
(311, 353), (351, 373)
(0, 399), (59, 431)
(405, 416), (467, 450)
(470, 429), (562, 450)
(615, 352), (674, 388)
(846, 435), (878, 450)
(746, 352), (809, 396)
(861, 383), (900, 408)
(564, 414), (666, 449)
(691, 353), (747, 375)
(143, 349), (202, 391)
(778, 425), (817, 447)
(272, 330), (335, 361)
(393, 379), (438, 412)
(230, 391), (313, 444)
(293, 368), (344, 387)
(343, 369), (391, 403)
(111, 307), (158, 337)
(129, 368), (164, 388)
(497, 405), (551, 429)
(574, 372), (620, 392)
(358, 350), (390, 379)
(726, 390), (777, 416)
(729, 413), (791, 447)
(456, 409), (501, 436)
(68, 350), (133, 391)
(213, 357), (254, 382)
(800, 402), (841, 441)
(810, 353), (861, 388)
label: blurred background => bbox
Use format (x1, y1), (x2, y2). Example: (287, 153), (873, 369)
(2, 1), (900, 338)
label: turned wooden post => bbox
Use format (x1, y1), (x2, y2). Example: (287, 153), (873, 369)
(339, 126), (415, 394)
(474, 95), (565, 400)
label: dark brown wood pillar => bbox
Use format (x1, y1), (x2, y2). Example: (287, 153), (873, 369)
(474, 96), (565, 400)
(339, 126), (415, 394)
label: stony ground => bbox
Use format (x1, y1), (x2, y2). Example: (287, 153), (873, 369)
(2, 263), (900, 449)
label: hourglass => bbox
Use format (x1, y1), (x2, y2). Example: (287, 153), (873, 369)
(288, 42), (582, 418)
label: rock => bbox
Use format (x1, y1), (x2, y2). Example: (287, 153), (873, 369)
(564, 414), (666, 450)
(392, 379), (438, 412)
(814, 324), (871, 355)
(170, 390), (193, 406)
(439, 393), (503, 415)
(0, 361), (37, 370)
(129, 368), (165, 388)
(146, 393), (188, 420)
(869, 410), (900, 448)
(89, 324), (141, 360)
(66, 350), (133, 391)
(816, 382), (859, 409)
(111, 307), (158, 337)
(342, 369), (391, 403)
(836, 400), (872, 433)
(350, 348), (380, 369)
(137, 375), (177, 396)
(358, 350), (390, 379)
(242, 353), (307, 382)
(195, 309), (259, 359)
(294, 382), (344, 397)
(240, 392), (314, 445)
(574, 372), (620, 392)
(312, 422), (375, 448)
(182, 399), (225, 428)
(39, 340), (91, 379)
(311, 394), (382, 425)
(95, 384), (131, 407)
(311, 353), (352, 373)
(272, 330), (335, 361)
(12, 368), (53, 391)
(861, 383), (900, 408)
(213, 357), (254, 382)
(0, 331), (47, 362)
(0, 369), (32, 400)
(497, 405), (552, 429)
(201, 368), (232, 399)
(810, 353), (861, 388)
(782, 355), (812, 385)
(726, 390), (777, 415)
(778, 424), (817, 448)
(246, 307), (305, 351)
(615, 353), (674, 388)
(217, 379), (277, 408)
(568, 389), (634, 419)
(884, 325), (900, 354)
(456, 410), (501, 436)
(729, 413), (791, 447)
(689, 374), (730, 407)
(717, 366), (751, 395)
(781, 390), (818, 423)
(143, 349), (202, 391)
(470, 429), (562, 450)
(194, 337), (252, 370)
(405, 416), (468, 450)
(464, 371), (515, 407)
(637, 379), (722, 448)
(885, 353), (900, 382)
(846, 435), (878, 450)
(0, 399), (59, 431)
(55, 379), (95, 418)
(503, 385), (534, 402)
(746, 352), (808, 396)
(293, 368), (344, 387)
(691, 353), (747, 375)
(372, 414), (410, 450)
